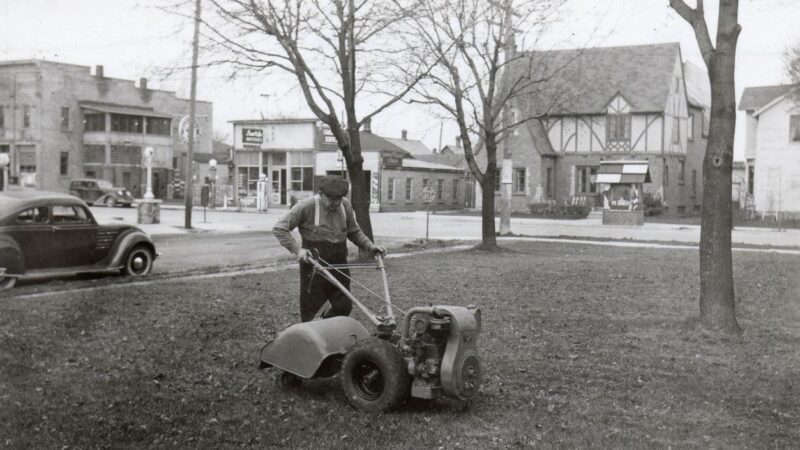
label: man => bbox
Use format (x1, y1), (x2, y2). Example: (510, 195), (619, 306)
(273, 175), (386, 322)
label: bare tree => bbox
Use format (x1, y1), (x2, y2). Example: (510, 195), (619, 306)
(669, 0), (741, 333)
(201, 0), (428, 241)
(785, 41), (800, 84)
(403, 0), (567, 248)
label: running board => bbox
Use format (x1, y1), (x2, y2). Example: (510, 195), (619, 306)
(19, 266), (124, 281)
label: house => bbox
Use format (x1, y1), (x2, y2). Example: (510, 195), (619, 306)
(478, 42), (706, 216)
(738, 83), (800, 219)
(0, 60), (213, 198)
(230, 118), (466, 211)
(383, 129), (432, 156)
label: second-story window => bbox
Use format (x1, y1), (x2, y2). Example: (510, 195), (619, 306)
(146, 117), (171, 136)
(61, 107), (70, 131)
(111, 114), (143, 133)
(688, 113), (694, 141)
(606, 114), (630, 142)
(84, 113), (105, 132)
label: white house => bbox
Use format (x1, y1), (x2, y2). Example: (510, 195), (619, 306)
(739, 84), (800, 218)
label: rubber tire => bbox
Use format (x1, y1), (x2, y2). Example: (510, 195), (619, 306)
(105, 197), (116, 207)
(123, 245), (154, 276)
(341, 337), (409, 412)
(275, 370), (303, 388)
(0, 276), (16, 290)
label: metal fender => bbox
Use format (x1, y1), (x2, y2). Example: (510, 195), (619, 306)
(106, 230), (156, 267)
(0, 236), (25, 275)
(260, 316), (370, 379)
(438, 306), (482, 400)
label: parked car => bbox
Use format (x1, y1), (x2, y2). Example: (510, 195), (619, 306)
(69, 178), (134, 207)
(0, 191), (157, 289)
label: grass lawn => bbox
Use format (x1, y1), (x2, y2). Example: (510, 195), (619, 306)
(1, 241), (798, 448)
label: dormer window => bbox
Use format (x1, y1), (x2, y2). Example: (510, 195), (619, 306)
(607, 114), (630, 142)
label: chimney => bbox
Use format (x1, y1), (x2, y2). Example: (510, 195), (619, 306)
(401, 129), (408, 141)
(139, 78), (148, 90)
(456, 136), (462, 147)
(95, 65), (104, 78)
(363, 117), (372, 133)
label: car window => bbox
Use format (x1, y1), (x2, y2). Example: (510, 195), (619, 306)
(52, 205), (89, 223)
(15, 207), (49, 224)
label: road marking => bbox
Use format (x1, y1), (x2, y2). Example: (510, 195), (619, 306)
(9, 240), (797, 300)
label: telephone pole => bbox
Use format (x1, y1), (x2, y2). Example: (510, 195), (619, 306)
(185, 0), (201, 229)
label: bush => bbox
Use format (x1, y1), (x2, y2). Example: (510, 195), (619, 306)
(643, 193), (663, 216)
(527, 202), (591, 219)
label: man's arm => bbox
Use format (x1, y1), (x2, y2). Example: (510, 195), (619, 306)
(344, 201), (382, 252)
(272, 203), (306, 255)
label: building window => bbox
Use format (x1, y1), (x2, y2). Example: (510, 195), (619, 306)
(672, 117), (680, 144)
(606, 114), (630, 142)
(405, 178), (412, 200)
(747, 166), (754, 195)
(546, 167), (553, 198)
(678, 160), (685, 184)
(693, 204), (701, 214)
(790, 115), (800, 142)
(20, 164), (36, 173)
(110, 114), (143, 133)
(677, 205), (686, 215)
(146, 117), (171, 136)
(83, 113), (106, 132)
(422, 178), (431, 190)
(692, 169), (698, 198)
(61, 107), (70, 131)
(387, 177), (395, 201)
(0, 106), (5, 128)
(60, 152), (69, 176)
(23, 105), (30, 128)
(110, 145), (142, 165)
(290, 167), (313, 191)
(512, 168), (526, 194)
(688, 113), (694, 141)
(84, 145), (105, 163)
(665, 164), (670, 186)
(436, 179), (444, 200)
(452, 179), (459, 203)
(575, 166), (596, 195)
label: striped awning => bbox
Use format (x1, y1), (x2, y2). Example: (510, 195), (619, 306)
(594, 160), (651, 184)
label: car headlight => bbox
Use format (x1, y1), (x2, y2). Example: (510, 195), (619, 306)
(118, 190), (124, 196)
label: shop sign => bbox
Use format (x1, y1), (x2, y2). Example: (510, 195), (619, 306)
(242, 128), (264, 145)
(382, 156), (402, 168)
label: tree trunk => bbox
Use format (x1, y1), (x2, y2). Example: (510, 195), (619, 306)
(345, 129), (374, 243)
(699, 45), (739, 333)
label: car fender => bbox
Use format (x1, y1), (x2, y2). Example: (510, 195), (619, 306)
(0, 235), (25, 275)
(103, 229), (157, 268)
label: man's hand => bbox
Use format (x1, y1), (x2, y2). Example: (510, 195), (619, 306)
(296, 248), (312, 263)
(368, 244), (386, 256)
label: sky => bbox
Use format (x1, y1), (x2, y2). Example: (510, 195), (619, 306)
(2, 0), (798, 160)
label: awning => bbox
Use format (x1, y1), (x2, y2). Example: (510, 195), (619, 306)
(79, 101), (173, 119)
(594, 160), (651, 184)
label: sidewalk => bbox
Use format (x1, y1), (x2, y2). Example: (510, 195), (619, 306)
(90, 205), (800, 249)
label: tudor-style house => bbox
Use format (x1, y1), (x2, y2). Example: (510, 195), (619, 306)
(738, 83), (800, 219)
(484, 42), (707, 216)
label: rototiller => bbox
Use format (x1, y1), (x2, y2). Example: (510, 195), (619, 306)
(259, 253), (482, 412)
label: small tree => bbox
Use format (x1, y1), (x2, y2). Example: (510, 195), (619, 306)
(669, 0), (741, 333)
(405, 0), (567, 248)
(204, 0), (428, 241)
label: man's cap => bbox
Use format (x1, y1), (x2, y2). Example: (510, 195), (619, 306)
(319, 175), (349, 198)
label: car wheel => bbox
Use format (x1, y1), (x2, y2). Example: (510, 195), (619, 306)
(341, 337), (409, 412)
(123, 245), (154, 277)
(0, 275), (16, 290)
(105, 197), (116, 207)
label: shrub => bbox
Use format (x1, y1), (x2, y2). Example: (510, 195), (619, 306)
(643, 193), (663, 216)
(527, 202), (591, 219)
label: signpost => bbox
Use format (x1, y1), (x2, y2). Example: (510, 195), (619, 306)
(422, 186), (435, 240)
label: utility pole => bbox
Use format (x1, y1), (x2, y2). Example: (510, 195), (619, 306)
(185, 0), (201, 229)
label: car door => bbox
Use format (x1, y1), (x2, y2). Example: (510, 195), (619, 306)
(6, 206), (52, 270)
(50, 204), (98, 267)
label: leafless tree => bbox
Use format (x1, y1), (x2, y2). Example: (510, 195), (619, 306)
(198, 0), (429, 241)
(402, 0), (568, 248)
(785, 41), (800, 84)
(669, 0), (741, 333)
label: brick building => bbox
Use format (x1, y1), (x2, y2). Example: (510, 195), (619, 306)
(0, 60), (212, 198)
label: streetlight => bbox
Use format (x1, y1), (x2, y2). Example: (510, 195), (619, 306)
(208, 158), (217, 208)
(144, 147), (155, 199)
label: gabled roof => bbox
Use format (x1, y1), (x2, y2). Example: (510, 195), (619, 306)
(319, 131), (412, 157)
(683, 61), (710, 109)
(440, 145), (464, 155)
(513, 42), (681, 116)
(415, 153), (468, 170)
(739, 84), (799, 112)
(384, 137), (432, 155)
(401, 159), (462, 172)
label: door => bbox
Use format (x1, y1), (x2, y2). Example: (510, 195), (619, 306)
(272, 169), (287, 205)
(50, 205), (98, 267)
(153, 172), (162, 199)
(7, 206), (51, 270)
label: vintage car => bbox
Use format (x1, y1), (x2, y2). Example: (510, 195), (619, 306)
(0, 191), (157, 289)
(69, 178), (135, 207)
